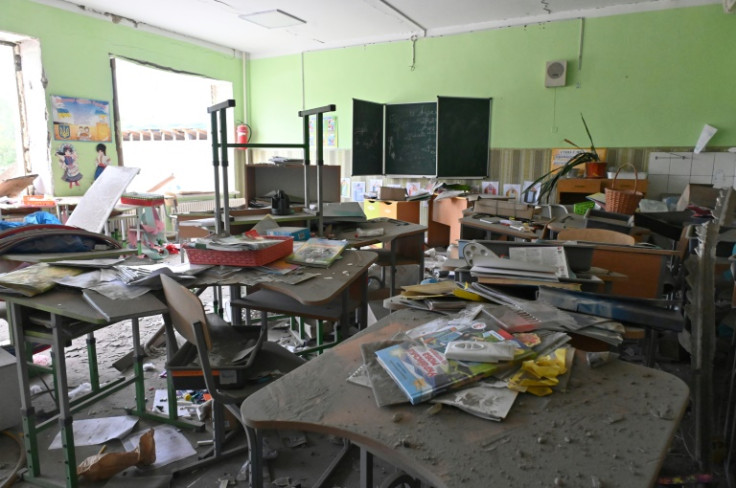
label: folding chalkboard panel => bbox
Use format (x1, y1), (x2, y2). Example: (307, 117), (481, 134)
(437, 96), (491, 178)
(352, 99), (384, 176)
(351, 97), (492, 177)
(385, 102), (437, 176)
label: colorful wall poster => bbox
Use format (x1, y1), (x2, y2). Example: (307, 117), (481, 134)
(503, 183), (521, 200)
(340, 177), (351, 198)
(51, 95), (111, 142)
(481, 181), (499, 195)
(351, 181), (365, 202)
(522, 180), (540, 204)
(308, 115), (337, 148)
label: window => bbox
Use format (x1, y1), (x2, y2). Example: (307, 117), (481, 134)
(0, 44), (22, 179)
(112, 57), (234, 194)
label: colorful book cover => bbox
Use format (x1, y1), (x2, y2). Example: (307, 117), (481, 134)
(374, 321), (535, 404)
(286, 238), (348, 268)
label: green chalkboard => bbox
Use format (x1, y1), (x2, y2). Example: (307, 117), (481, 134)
(436, 96), (491, 178)
(385, 102), (437, 176)
(352, 99), (384, 176)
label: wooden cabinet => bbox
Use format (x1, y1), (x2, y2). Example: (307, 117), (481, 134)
(363, 200), (420, 223)
(556, 178), (648, 204)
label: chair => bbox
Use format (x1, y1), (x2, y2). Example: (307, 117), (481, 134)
(557, 227), (636, 246)
(160, 274), (305, 472)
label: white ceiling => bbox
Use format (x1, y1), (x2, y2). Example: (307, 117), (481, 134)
(35, 0), (720, 58)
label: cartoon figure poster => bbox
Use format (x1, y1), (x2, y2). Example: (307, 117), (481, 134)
(51, 95), (111, 142)
(56, 143), (83, 188)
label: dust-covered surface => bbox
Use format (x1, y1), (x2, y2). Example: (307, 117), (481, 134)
(0, 285), (733, 487)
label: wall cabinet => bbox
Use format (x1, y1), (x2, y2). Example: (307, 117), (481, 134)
(556, 178), (648, 205)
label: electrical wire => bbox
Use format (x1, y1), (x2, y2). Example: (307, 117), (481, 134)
(0, 430), (26, 488)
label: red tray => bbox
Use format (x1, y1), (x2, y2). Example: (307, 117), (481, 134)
(183, 236), (293, 267)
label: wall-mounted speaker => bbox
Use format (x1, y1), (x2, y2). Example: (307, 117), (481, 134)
(545, 60), (567, 88)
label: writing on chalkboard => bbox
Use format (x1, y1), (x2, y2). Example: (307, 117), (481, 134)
(385, 102), (437, 176)
(352, 99), (383, 176)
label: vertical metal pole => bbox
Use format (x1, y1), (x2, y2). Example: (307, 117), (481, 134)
(315, 113), (324, 237)
(302, 115), (311, 216)
(210, 110), (222, 236)
(218, 108), (231, 236)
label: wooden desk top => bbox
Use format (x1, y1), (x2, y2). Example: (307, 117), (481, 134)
(331, 218), (427, 248)
(460, 216), (540, 240)
(194, 249), (377, 306)
(242, 309), (689, 488)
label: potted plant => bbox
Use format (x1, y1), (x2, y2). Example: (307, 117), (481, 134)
(523, 114), (605, 203)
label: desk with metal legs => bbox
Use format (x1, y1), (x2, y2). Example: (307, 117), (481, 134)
(331, 218), (427, 297)
(242, 308), (690, 488)
(4, 289), (180, 488)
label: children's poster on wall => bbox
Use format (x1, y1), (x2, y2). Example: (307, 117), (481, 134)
(340, 177), (351, 198)
(351, 181), (365, 202)
(51, 95), (111, 142)
(481, 181), (499, 195)
(368, 179), (383, 194)
(522, 180), (540, 204)
(309, 115), (337, 148)
(503, 183), (521, 200)
(406, 182), (421, 196)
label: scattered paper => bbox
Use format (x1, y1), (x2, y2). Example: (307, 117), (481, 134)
(49, 415), (139, 450)
(695, 123), (717, 153)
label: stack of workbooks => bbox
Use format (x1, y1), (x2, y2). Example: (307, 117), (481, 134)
(373, 309), (537, 406)
(469, 247), (581, 290)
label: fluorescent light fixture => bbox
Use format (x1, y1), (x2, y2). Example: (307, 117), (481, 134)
(239, 9), (306, 29)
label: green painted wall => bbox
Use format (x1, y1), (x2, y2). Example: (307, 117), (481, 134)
(247, 4), (736, 152)
(2, 0), (245, 196)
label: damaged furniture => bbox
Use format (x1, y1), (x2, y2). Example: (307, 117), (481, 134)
(241, 308), (690, 488)
(160, 275), (305, 473)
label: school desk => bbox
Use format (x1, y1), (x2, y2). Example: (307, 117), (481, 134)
(2, 288), (178, 488)
(330, 218), (427, 297)
(241, 308), (689, 488)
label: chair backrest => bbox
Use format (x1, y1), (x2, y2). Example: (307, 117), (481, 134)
(160, 274), (212, 350)
(557, 228), (636, 246)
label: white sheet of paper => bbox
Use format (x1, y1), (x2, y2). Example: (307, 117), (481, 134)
(695, 123), (717, 153)
(49, 415), (138, 450)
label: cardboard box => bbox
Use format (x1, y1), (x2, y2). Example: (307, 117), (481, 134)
(378, 186), (406, 201)
(0, 347), (20, 431)
(266, 226), (311, 241)
(676, 184), (720, 211)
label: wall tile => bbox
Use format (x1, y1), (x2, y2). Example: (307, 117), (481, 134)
(648, 153), (671, 174)
(715, 152), (736, 177)
(669, 156), (692, 175)
(691, 152), (715, 175)
(647, 174), (668, 199)
(712, 171), (733, 188)
(690, 175), (712, 184)
(667, 175), (690, 193)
